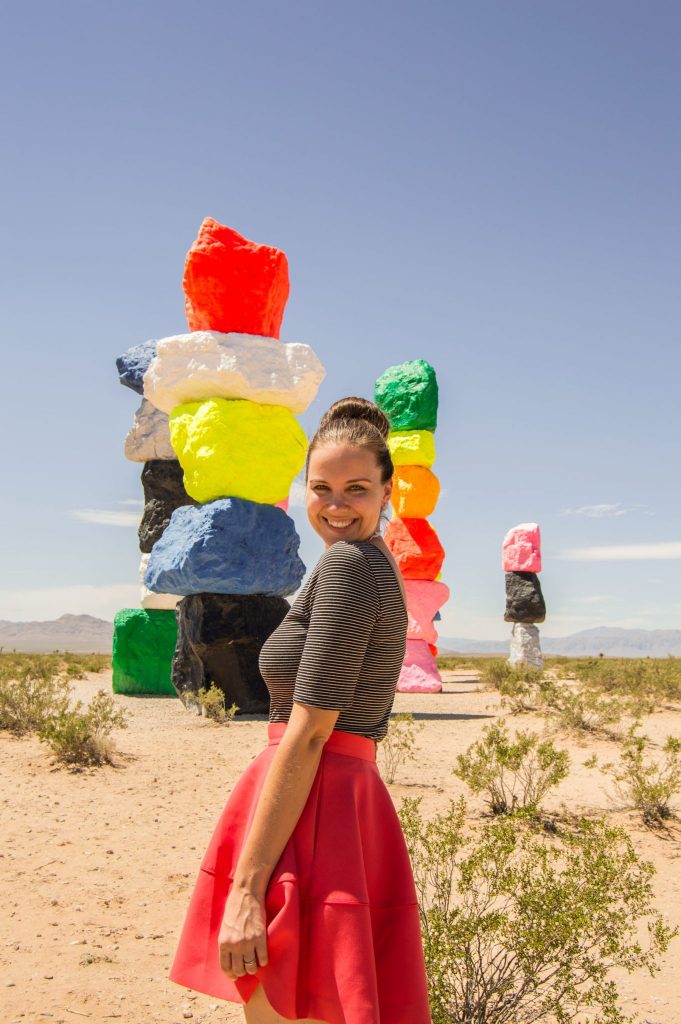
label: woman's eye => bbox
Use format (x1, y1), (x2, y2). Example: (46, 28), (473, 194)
(313, 484), (329, 492)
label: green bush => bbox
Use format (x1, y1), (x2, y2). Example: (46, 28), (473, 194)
(542, 685), (636, 737)
(399, 795), (677, 1024)
(378, 711), (424, 784)
(453, 720), (570, 815)
(0, 659), (71, 734)
(194, 683), (238, 723)
(602, 726), (681, 826)
(572, 657), (681, 709)
(38, 689), (130, 766)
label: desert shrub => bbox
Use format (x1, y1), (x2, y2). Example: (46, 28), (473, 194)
(195, 683), (238, 723)
(541, 685), (636, 737)
(0, 659), (72, 734)
(437, 656), (477, 672)
(38, 689), (129, 766)
(480, 659), (544, 692)
(399, 795), (677, 1024)
(572, 657), (681, 709)
(601, 726), (681, 826)
(453, 721), (570, 815)
(378, 711), (424, 784)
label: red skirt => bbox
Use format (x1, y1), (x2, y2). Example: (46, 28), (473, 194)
(168, 722), (432, 1023)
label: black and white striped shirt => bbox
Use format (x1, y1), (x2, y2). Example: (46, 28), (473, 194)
(259, 539), (408, 742)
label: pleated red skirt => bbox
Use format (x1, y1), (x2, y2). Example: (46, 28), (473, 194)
(168, 721), (432, 1023)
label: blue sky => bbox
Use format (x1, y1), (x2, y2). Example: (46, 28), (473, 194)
(0, 1), (679, 639)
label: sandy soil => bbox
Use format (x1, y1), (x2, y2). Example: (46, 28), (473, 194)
(1, 670), (679, 1024)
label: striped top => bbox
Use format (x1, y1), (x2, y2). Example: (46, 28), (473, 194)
(259, 539), (408, 742)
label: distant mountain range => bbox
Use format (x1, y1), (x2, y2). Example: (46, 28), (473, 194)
(0, 614), (115, 653)
(0, 615), (679, 658)
(440, 627), (681, 658)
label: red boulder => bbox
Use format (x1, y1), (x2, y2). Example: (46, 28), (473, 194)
(384, 517), (445, 580)
(183, 218), (290, 338)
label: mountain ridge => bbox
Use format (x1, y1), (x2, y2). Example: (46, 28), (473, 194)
(0, 615), (678, 657)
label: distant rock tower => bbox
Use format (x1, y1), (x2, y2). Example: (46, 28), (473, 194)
(113, 219), (325, 710)
(374, 360), (448, 692)
(502, 522), (545, 669)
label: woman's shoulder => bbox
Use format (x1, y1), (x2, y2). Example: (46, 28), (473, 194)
(311, 541), (381, 594)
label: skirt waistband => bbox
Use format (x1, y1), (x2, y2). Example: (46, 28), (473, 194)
(267, 721), (376, 762)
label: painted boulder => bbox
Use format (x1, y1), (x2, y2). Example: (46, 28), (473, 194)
(112, 608), (177, 695)
(504, 572), (546, 623)
(508, 622), (544, 669)
(169, 398), (307, 505)
(116, 339), (157, 394)
(388, 430), (436, 469)
(183, 218), (289, 337)
(172, 593), (290, 715)
(397, 639), (442, 693)
(374, 358), (438, 431)
(384, 517), (445, 580)
(124, 398), (175, 462)
(138, 459), (198, 554)
(143, 331), (325, 415)
(502, 522), (541, 573)
(144, 497), (305, 597)
(405, 579), (450, 645)
(391, 465), (440, 518)
(139, 553), (182, 610)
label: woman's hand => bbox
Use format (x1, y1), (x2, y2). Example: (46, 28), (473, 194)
(218, 883), (269, 979)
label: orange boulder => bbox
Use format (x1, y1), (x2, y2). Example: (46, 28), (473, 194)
(384, 517), (445, 580)
(183, 218), (290, 338)
(390, 465), (440, 518)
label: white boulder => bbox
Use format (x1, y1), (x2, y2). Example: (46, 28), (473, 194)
(142, 331), (326, 414)
(124, 399), (175, 462)
(508, 622), (544, 669)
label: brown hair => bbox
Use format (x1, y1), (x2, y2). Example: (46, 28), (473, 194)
(305, 396), (394, 483)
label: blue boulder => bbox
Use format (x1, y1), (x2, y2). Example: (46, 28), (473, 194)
(116, 339), (158, 394)
(144, 497), (306, 597)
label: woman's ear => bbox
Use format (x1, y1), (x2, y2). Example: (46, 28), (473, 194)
(382, 479), (393, 508)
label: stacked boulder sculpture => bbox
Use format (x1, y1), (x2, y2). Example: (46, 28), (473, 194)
(114, 218), (324, 711)
(374, 360), (448, 692)
(503, 522), (545, 669)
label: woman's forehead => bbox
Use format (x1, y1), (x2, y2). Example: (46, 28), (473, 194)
(308, 443), (380, 479)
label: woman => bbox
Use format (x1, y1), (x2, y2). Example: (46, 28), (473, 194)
(168, 397), (432, 1024)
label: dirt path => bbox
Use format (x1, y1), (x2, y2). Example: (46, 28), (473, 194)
(1, 670), (679, 1023)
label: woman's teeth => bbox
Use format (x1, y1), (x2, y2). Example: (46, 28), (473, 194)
(326, 518), (354, 528)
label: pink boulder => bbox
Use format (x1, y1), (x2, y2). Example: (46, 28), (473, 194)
(502, 522), (541, 573)
(405, 580), (450, 645)
(396, 639), (442, 693)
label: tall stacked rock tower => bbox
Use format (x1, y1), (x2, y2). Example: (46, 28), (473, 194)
(113, 219), (325, 711)
(503, 522), (545, 669)
(374, 360), (448, 693)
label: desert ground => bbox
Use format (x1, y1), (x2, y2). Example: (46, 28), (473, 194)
(1, 668), (679, 1024)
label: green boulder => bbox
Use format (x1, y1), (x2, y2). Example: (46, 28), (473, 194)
(374, 359), (438, 431)
(112, 608), (178, 695)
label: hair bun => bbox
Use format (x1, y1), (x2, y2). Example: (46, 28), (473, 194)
(318, 396), (391, 440)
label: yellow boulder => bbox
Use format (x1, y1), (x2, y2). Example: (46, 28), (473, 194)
(391, 465), (440, 518)
(388, 429), (436, 468)
(169, 398), (307, 504)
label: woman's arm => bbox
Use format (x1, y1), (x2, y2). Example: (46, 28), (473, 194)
(218, 703), (339, 978)
(231, 701), (339, 899)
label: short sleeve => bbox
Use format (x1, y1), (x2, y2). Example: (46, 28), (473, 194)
(293, 542), (379, 711)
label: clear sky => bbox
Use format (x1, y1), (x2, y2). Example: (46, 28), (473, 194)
(0, 1), (679, 639)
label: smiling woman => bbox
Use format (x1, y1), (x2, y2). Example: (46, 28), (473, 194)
(168, 397), (430, 1024)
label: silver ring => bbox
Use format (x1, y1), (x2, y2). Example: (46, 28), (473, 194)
(243, 957), (257, 964)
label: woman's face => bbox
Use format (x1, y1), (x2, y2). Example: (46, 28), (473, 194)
(306, 443), (392, 547)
